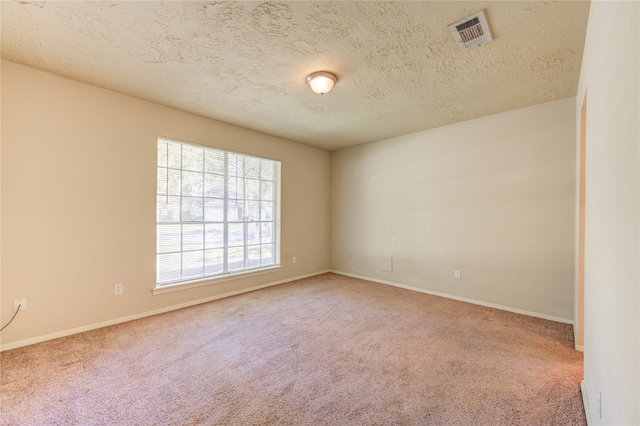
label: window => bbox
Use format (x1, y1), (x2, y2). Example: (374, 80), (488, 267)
(156, 137), (280, 287)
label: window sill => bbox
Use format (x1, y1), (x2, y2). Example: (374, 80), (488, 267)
(152, 266), (284, 295)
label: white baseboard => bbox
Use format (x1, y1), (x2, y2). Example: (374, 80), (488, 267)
(330, 270), (575, 325)
(581, 380), (591, 425)
(575, 344), (584, 352)
(0, 270), (330, 352)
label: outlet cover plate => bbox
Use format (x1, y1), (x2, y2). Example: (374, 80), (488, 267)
(14, 298), (27, 312)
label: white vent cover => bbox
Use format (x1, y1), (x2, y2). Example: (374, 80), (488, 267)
(448, 10), (493, 51)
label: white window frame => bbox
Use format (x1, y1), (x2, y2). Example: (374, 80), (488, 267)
(155, 137), (281, 290)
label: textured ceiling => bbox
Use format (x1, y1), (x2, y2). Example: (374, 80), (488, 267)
(1, 1), (590, 151)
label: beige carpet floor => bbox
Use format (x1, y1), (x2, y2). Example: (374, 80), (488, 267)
(1, 273), (585, 425)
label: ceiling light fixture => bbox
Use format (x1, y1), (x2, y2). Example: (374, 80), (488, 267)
(306, 71), (337, 95)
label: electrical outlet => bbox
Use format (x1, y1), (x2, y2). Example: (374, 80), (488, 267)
(14, 298), (27, 312)
(292, 256), (297, 264)
(596, 385), (601, 419)
(114, 283), (123, 295)
(454, 269), (461, 279)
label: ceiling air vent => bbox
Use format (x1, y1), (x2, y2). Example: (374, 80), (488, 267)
(448, 10), (493, 51)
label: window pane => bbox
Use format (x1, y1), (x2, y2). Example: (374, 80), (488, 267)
(261, 244), (274, 266)
(228, 177), (244, 200)
(182, 171), (203, 196)
(246, 179), (260, 200)
(158, 252), (181, 283)
(228, 223), (244, 246)
(168, 169), (181, 196)
(227, 153), (243, 177)
(261, 181), (273, 201)
(204, 198), (224, 222)
(247, 245), (261, 268)
(205, 150), (225, 174)
(227, 199), (243, 222)
(182, 197), (204, 221)
(157, 168), (168, 194)
(205, 174), (225, 198)
(157, 224), (181, 253)
(182, 224), (203, 251)
(246, 201), (259, 222)
(227, 247), (244, 271)
(261, 159), (274, 180)
(182, 251), (204, 279)
(158, 141), (168, 167)
(245, 157), (260, 179)
(261, 222), (273, 243)
(205, 249), (224, 275)
(260, 201), (273, 221)
(247, 222), (259, 245)
(157, 195), (181, 222)
(182, 145), (203, 172)
(167, 142), (181, 169)
(205, 223), (224, 248)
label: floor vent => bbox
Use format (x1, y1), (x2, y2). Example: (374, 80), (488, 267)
(449, 10), (493, 51)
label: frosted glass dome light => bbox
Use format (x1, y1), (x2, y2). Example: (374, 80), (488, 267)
(306, 71), (337, 95)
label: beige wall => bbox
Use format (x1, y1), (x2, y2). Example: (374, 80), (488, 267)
(0, 60), (331, 349)
(331, 97), (576, 321)
(577, 1), (639, 424)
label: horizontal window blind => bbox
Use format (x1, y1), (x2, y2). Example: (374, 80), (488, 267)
(156, 137), (280, 286)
